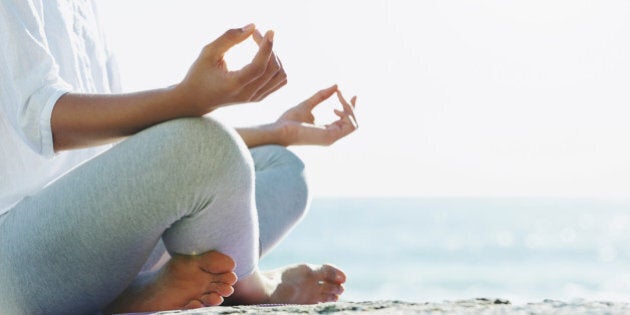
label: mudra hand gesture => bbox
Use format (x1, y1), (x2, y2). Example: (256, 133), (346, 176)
(276, 85), (358, 146)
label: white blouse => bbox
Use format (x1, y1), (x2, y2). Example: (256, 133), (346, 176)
(0, 0), (120, 215)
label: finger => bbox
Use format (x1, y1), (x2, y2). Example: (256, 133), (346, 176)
(346, 114), (359, 130)
(330, 110), (358, 136)
(239, 50), (284, 101)
(250, 55), (286, 100)
(252, 30), (284, 76)
(334, 109), (345, 118)
(206, 24), (255, 58)
(301, 85), (338, 110)
(234, 30), (274, 85)
(249, 31), (286, 101)
(336, 90), (354, 113)
(336, 90), (358, 127)
(251, 30), (284, 69)
(252, 29), (265, 46)
(252, 75), (287, 102)
(351, 95), (357, 108)
(337, 90), (356, 117)
(337, 108), (359, 131)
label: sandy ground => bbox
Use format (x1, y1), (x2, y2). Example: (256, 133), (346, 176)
(134, 298), (630, 314)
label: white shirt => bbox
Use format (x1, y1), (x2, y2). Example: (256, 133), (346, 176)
(0, 0), (120, 215)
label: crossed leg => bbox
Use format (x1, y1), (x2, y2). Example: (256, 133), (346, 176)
(134, 144), (347, 309)
(1, 118), (258, 314)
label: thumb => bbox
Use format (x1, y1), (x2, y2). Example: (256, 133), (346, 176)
(206, 24), (255, 58)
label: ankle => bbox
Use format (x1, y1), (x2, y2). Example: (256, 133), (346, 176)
(225, 270), (274, 305)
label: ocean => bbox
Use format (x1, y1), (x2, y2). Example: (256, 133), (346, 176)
(258, 197), (630, 303)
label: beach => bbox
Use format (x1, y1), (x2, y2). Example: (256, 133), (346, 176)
(137, 299), (630, 314)
(260, 198), (630, 303)
(124, 197), (630, 314)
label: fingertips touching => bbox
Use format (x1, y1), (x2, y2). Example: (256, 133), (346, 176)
(241, 23), (255, 33)
(252, 29), (264, 46)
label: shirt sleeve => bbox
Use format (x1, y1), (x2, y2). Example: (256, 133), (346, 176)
(0, 1), (72, 157)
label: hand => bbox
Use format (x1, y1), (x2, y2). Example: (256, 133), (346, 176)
(276, 85), (358, 146)
(176, 24), (287, 115)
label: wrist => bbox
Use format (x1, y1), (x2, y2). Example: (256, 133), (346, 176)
(169, 84), (200, 117)
(273, 120), (296, 146)
(236, 122), (288, 148)
(170, 82), (221, 117)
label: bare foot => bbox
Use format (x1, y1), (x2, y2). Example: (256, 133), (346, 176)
(227, 264), (346, 305)
(105, 251), (237, 314)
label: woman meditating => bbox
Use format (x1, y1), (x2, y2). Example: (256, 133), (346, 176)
(0, 1), (358, 314)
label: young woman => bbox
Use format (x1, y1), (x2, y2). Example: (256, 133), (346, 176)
(0, 1), (358, 314)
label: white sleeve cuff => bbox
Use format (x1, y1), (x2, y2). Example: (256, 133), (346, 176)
(38, 86), (70, 158)
(19, 83), (72, 158)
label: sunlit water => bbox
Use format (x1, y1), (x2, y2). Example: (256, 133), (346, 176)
(259, 197), (630, 303)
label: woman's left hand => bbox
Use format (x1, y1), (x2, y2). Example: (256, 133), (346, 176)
(275, 85), (358, 146)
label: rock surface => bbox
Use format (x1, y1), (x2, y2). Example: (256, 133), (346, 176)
(139, 298), (630, 314)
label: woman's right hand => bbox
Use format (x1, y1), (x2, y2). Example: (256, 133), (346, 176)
(175, 24), (287, 115)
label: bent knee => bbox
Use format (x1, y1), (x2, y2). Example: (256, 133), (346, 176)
(153, 117), (249, 160)
(252, 145), (310, 216)
(251, 145), (306, 175)
(132, 117), (254, 189)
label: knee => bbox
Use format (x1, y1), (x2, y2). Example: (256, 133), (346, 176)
(139, 117), (254, 190)
(252, 145), (310, 216)
(252, 145), (306, 176)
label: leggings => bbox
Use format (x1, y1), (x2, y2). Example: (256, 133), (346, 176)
(0, 117), (310, 314)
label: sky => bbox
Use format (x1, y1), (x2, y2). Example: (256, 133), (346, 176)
(97, 0), (630, 198)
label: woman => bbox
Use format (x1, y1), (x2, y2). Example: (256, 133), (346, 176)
(0, 1), (358, 314)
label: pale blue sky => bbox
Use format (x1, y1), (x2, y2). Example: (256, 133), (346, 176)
(98, 0), (630, 198)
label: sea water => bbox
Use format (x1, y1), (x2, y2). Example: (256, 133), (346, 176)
(258, 197), (630, 303)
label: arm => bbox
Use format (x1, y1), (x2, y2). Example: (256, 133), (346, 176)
(52, 25), (285, 152)
(52, 88), (187, 150)
(236, 85), (358, 148)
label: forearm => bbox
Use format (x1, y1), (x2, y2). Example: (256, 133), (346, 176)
(236, 123), (286, 148)
(51, 86), (195, 151)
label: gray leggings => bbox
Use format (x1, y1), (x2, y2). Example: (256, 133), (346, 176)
(0, 117), (309, 314)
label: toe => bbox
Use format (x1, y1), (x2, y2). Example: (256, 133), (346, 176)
(320, 282), (344, 295)
(320, 264), (346, 284)
(211, 271), (237, 286)
(206, 282), (235, 297)
(183, 299), (204, 309)
(200, 292), (224, 306)
(200, 251), (237, 274)
(321, 293), (340, 302)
